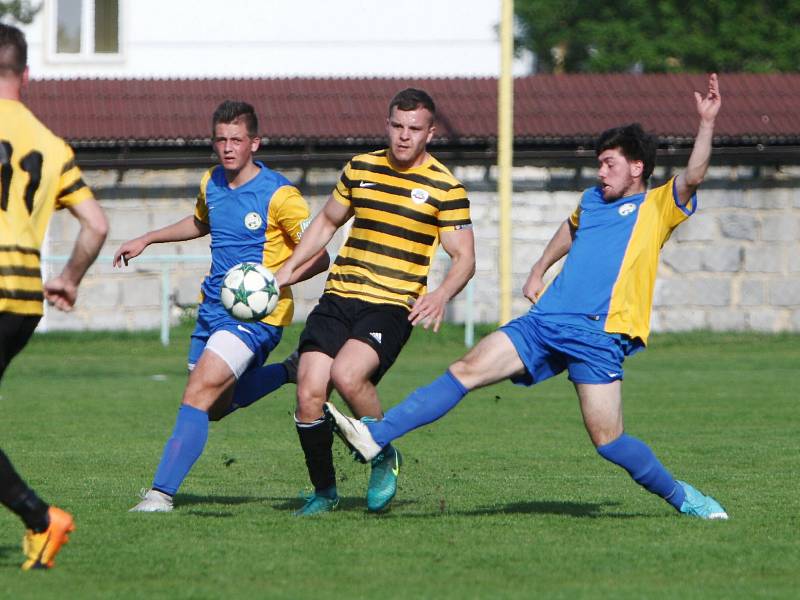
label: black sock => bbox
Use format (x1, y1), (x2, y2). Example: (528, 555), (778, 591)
(0, 449), (50, 532)
(295, 417), (336, 494)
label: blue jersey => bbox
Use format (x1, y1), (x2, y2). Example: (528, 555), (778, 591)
(194, 162), (311, 327)
(533, 177), (695, 345)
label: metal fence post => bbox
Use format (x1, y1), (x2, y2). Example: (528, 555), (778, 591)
(465, 279), (475, 348)
(161, 265), (170, 346)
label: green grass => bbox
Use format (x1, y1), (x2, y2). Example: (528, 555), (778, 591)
(0, 325), (798, 599)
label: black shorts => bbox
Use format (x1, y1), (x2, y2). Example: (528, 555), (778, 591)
(0, 312), (41, 382)
(299, 293), (413, 384)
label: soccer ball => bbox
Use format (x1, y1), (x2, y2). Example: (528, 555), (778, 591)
(220, 262), (280, 322)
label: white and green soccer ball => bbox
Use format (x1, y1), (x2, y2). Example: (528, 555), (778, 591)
(220, 262), (280, 322)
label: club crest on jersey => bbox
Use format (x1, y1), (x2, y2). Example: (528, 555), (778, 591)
(410, 188), (429, 204)
(244, 212), (262, 230)
(618, 202), (637, 216)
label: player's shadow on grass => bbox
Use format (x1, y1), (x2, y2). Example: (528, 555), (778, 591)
(462, 500), (610, 517)
(175, 493), (263, 517)
(271, 496), (418, 513)
(178, 493), (260, 506)
(458, 500), (651, 519)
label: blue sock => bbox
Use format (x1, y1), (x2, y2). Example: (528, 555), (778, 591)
(223, 363), (288, 417)
(369, 370), (468, 448)
(152, 405), (209, 496)
(596, 433), (686, 510)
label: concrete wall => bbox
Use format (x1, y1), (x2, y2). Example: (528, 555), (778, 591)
(40, 165), (800, 334)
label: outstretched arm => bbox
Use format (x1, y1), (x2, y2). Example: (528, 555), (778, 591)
(408, 228), (475, 332)
(522, 218), (575, 303)
(675, 73), (721, 206)
(44, 198), (109, 311)
(283, 249), (330, 286)
(274, 196), (352, 287)
(112, 216), (209, 267)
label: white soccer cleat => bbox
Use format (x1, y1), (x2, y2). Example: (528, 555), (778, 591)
(129, 489), (174, 513)
(323, 402), (383, 462)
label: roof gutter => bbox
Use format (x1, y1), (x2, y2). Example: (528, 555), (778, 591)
(73, 142), (800, 171)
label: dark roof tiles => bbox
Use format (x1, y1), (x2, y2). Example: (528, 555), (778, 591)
(22, 73), (800, 146)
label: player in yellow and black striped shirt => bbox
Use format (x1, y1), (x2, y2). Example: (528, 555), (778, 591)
(0, 23), (108, 570)
(276, 88), (475, 515)
(325, 148), (471, 308)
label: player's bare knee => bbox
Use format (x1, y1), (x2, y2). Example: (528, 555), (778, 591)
(295, 385), (325, 421)
(449, 358), (480, 388)
(183, 374), (230, 413)
(181, 395), (211, 412)
(588, 425), (623, 448)
(296, 406), (324, 422)
(184, 378), (213, 400)
(330, 367), (365, 400)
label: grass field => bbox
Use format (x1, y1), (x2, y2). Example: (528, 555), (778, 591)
(0, 324), (798, 599)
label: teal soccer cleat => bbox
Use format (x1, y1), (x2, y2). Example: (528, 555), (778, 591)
(294, 487), (339, 517)
(367, 445), (403, 513)
(677, 480), (729, 520)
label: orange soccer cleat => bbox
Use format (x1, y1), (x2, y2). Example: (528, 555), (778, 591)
(21, 506), (75, 570)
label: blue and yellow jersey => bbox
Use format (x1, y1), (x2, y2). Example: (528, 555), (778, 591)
(0, 99), (93, 316)
(194, 162), (310, 327)
(326, 150), (471, 309)
(533, 177), (696, 345)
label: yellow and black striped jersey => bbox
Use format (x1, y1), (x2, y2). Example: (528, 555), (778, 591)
(326, 149), (471, 309)
(0, 99), (93, 316)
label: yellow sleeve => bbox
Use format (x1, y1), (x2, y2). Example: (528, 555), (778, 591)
(647, 177), (697, 231)
(55, 144), (92, 209)
(568, 203), (582, 228)
(659, 176), (696, 229)
(194, 169), (213, 223)
(331, 161), (354, 208)
(270, 185), (311, 245)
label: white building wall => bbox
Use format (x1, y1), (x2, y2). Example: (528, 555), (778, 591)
(18, 0), (533, 79)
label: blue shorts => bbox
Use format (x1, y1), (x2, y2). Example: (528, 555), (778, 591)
(188, 300), (282, 370)
(500, 312), (632, 386)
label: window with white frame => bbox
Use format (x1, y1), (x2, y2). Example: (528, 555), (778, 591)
(51, 0), (120, 58)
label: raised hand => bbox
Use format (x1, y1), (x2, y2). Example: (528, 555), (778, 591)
(695, 73), (721, 124)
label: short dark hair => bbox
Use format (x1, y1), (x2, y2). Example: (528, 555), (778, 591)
(596, 123), (658, 181)
(388, 88), (436, 119)
(0, 23), (27, 76)
(212, 100), (259, 137)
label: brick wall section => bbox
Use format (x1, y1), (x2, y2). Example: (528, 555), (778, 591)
(40, 166), (800, 334)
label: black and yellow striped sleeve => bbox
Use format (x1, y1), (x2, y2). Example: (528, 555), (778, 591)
(332, 161), (354, 208)
(437, 184), (471, 231)
(55, 144), (92, 209)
